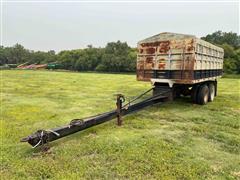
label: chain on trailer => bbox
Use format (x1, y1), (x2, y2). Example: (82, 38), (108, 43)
(21, 87), (170, 148)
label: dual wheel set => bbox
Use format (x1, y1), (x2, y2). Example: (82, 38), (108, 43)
(190, 81), (217, 105)
(153, 81), (217, 105)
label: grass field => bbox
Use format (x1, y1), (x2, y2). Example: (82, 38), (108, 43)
(1, 70), (240, 179)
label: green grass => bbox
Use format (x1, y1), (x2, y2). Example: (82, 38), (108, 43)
(1, 70), (240, 179)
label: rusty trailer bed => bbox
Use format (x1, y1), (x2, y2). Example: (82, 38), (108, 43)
(136, 32), (224, 86)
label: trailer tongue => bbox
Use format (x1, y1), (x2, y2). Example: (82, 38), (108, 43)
(21, 88), (170, 148)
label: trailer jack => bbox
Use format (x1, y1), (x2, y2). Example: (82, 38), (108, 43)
(21, 88), (170, 148)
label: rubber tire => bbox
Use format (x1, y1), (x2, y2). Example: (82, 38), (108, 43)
(191, 85), (199, 104)
(197, 85), (209, 105)
(208, 83), (215, 102)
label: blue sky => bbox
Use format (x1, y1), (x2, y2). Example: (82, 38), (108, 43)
(2, 1), (239, 51)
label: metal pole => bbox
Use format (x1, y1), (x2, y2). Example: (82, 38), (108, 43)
(116, 94), (124, 126)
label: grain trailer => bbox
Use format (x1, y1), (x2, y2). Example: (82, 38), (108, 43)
(21, 32), (224, 148)
(137, 32), (224, 104)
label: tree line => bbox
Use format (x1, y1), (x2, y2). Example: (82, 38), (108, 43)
(0, 41), (137, 72)
(0, 31), (239, 73)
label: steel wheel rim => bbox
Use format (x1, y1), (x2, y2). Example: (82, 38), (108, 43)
(204, 93), (208, 103)
(210, 85), (215, 101)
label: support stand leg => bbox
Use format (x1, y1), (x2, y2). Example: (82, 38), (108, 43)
(116, 94), (124, 126)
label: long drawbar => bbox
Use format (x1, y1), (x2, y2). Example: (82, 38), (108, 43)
(21, 88), (170, 148)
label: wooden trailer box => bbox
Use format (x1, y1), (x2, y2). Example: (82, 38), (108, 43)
(136, 32), (224, 87)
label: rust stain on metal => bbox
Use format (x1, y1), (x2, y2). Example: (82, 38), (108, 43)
(158, 41), (170, 53)
(136, 32), (224, 83)
(141, 42), (161, 47)
(146, 56), (153, 63)
(186, 39), (195, 52)
(158, 62), (166, 69)
(146, 47), (156, 54)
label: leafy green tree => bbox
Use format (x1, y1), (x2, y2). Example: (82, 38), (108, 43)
(202, 31), (240, 74)
(0, 46), (7, 65)
(202, 31), (240, 49)
(2, 44), (28, 64)
(97, 41), (136, 72)
(221, 43), (236, 58)
(57, 50), (77, 70)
